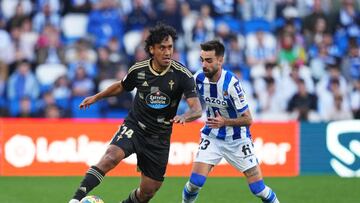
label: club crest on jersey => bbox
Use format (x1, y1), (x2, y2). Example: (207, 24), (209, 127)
(146, 91), (170, 109)
(169, 80), (174, 90)
(223, 90), (229, 99)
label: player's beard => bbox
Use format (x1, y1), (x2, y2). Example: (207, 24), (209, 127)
(203, 64), (219, 79)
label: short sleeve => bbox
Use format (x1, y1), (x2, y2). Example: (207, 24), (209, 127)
(229, 81), (249, 114)
(182, 73), (198, 98)
(121, 69), (137, 91)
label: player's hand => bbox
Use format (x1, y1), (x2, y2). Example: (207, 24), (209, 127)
(170, 115), (186, 125)
(206, 111), (225, 128)
(79, 95), (98, 109)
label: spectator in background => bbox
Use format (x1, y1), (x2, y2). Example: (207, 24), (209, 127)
(350, 78), (360, 118)
(16, 96), (37, 118)
(6, 3), (28, 31)
(35, 0), (60, 14)
(36, 90), (64, 117)
(32, 2), (61, 33)
(62, 0), (92, 14)
(106, 37), (128, 65)
(0, 61), (8, 116)
(124, 0), (155, 32)
(71, 66), (95, 97)
(309, 43), (335, 82)
(1, 0), (32, 20)
(281, 61), (315, 105)
(257, 77), (288, 120)
(0, 16), (15, 65)
(44, 103), (61, 118)
(333, 0), (360, 37)
(155, 0), (183, 33)
(188, 16), (214, 49)
(87, 0), (124, 47)
(341, 42), (360, 81)
(327, 93), (353, 120)
(225, 35), (248, 79)
(102, 68), (133, 113)
(7, 60), (39, 100)
(245, 29), (277, 78)
(211, 0), (235, 17)
(96, 46), (120, 82)
(53, 75), (71, 101)
(318, 77), (352, 121)
(19, 17), (38, 62)
(302, 0), (331, 46)
(278, 32), (307, 67)
(242, 0), (276, 21)
(316, 63), (348, 96)
(287, 78), (318, 121)
(36, 24), (65, 64)
(67, 42), (97, 80)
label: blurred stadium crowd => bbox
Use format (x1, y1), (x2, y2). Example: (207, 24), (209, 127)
(0, 0), (359, 121)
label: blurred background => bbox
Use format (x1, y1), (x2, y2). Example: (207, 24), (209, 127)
(0, 0), (359, 122)
(0, 1), (359, 202)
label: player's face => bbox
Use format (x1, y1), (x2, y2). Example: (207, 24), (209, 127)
(200, 50), (223, 80)
(150, 35), (174, 69)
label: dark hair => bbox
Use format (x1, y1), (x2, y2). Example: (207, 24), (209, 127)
(200, 40), (225, 57)
(144, 22), (178, 56)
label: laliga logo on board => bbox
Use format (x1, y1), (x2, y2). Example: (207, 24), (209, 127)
(4, 135), (292, 168)
(4, 134), (110, 167)
(326, 120), (360, 177)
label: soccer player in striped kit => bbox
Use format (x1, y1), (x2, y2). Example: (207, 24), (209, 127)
(182, 40), (279, 203)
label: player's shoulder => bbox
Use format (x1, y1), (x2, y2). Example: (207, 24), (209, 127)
(193, 69), (205, 82)
(223, 69), (241, 83)
(171, 60), (193, 78)
(128, 59), (151, 73)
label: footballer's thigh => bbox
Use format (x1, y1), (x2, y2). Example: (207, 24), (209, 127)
(97, 122), (138, 173)
(222, 138), (258, 179)
(95, 145), (126, 173)
(193, 135), (223, 176)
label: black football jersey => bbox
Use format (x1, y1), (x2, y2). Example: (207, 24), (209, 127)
(121, 59), (198, 135)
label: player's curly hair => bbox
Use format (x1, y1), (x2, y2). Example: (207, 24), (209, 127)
(144, 22), (178, 56)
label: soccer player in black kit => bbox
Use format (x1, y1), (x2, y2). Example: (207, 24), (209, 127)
(68, 23), (202, 203)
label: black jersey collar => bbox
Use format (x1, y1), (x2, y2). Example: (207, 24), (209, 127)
(149, 59), (172, 76)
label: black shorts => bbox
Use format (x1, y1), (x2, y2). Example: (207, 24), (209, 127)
(110, 121), (170, 181)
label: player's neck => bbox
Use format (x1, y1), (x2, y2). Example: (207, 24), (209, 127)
(151, 60), (167, 73)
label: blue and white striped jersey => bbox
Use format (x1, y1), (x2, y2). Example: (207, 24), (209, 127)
(194, 69), (251, 140)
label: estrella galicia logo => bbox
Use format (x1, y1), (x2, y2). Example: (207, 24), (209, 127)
(145, 91), (170, 109)
(326, 120), (360, 177)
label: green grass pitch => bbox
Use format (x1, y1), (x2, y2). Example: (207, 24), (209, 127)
(0, 176), (359, 202)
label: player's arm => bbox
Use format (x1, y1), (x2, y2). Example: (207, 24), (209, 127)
(79, 81), (124, 109)
(206, 109), (253, 128)
(207, 80), (252, 128)
(172, 96), (202, 124)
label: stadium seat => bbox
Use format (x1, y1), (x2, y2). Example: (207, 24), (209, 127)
(123, 30), (142, 56)
(243, 19), (271, 35)
(98, 79), (116, 92)
(71, 97), (101, 118)
(215, 16), (242, 33)
(55, 98), (70, 110)
(61, 13), (89, 43)
(104, 110), (128, 118)
(35, 63), (67, 87)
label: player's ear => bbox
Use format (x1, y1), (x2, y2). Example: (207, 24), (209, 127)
(149, 46), (154, 55)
